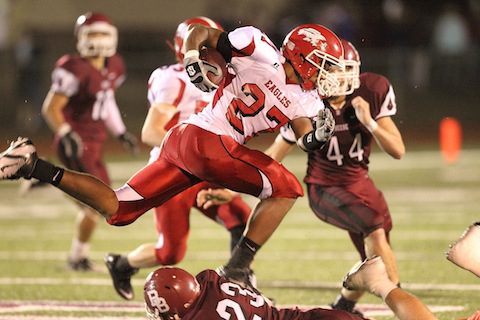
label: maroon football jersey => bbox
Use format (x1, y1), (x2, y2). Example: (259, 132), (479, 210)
(50, 54), (126, 141)
(183, 270), (281, 320)
(304, 72), (397, 186)
(182, 270), (362, 320)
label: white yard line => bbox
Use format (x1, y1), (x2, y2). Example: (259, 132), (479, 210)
(0, 277), (478, 292)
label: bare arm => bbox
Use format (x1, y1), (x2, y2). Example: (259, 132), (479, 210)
(264, 135), (295, 162)
(141, 102), (177, 147)
(41, 91), (69, 132)
(351, 96), (405, 159)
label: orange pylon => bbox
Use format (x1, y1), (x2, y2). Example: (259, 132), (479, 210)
(439, 117), (462, 164)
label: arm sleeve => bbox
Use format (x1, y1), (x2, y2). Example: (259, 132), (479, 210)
(279, 124), (297, 144)
(50, 67), (79, 97)
(103, 96), (127, 136)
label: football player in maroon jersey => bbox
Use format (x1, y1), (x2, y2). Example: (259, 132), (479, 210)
(144, 266), (367, 320)
(142, 257), (437, 320)
(197, 39), (405, 316)
(103, 17), (252, 301)
(41, 12), (138, 271)
(0, 23), (341, 288)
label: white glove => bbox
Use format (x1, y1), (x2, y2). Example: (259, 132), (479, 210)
(314, 108), (335, 142)
(183, 50), (220, 92)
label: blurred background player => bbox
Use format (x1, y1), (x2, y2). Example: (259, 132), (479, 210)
(41, 12), (138, 271)
(104, 17), (252, 301)
(198, 39), (405, 315)
(144, 266), (366, 320)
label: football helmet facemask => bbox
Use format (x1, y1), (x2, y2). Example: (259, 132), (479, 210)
(333, 39), (361, 96)
(171, 16), (224, 62)
(144, 267), (201, 320)
(75, 12), (118, 58)
(281, 24), (344, 97)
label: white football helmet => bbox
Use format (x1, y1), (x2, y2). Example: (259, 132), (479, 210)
(333, 39), (361, 96)
(74, 12), (118, 57)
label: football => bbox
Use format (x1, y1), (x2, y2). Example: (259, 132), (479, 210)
(199, 47), (227, 86)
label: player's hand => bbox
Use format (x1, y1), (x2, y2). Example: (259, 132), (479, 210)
(314, 108), (335, 142)
(183, 50), (220, 92)
(196, 188), (236, 209)
(118, 131), (139, 156)
(59, 129), (83, 160)
(351, 96), (373, 126)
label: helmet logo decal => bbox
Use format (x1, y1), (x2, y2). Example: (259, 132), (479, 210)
(298, 28), (327, 50)
(146, 289), (170, 314)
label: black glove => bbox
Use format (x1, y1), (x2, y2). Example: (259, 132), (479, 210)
(59, 129), (84, 171)
(314, 108), (335, 142)
(183, 50), (220, 92)
(118, 131), (139, 156)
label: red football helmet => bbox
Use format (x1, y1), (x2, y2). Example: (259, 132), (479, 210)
(172, 16), (224, 62)
(333, 39), (361, 96)
(144, 267), (201, 320)
(281, 24), (344, 97)
(74, 12), (118, 57)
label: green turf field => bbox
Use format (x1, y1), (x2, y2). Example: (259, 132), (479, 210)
(0, 148), (479, 319)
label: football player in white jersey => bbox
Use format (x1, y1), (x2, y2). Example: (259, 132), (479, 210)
(104, 17), (252, 301)
(1, 23), (343, 287)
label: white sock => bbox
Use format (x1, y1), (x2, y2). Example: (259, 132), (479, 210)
(375, 280), (398, 301)
(69, 239), (90, 261)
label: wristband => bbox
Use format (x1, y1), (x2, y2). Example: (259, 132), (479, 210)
(297, 131), (323, 152)
(184, 50), (200, 60)
(57, 123), (72, 137)
(366, 119), (378, 133)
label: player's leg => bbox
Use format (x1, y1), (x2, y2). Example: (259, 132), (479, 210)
(66, 141), (110, 271)
(344, 257), (437, 320)
(0, 138), (119, 217)
(196, 182), (251, 252)
(307, 182), (399, 314)
(167, 125), (303, 284)
(364, 228), (399, 283)
(68, 206), (100, 271)
(105, 186), (196, 300)
(446, 222), (480, 277)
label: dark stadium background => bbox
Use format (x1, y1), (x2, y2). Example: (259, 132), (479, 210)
(0, 0), (478, 153)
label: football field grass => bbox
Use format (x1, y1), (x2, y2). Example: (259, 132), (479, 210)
(0, 148), (479, 319)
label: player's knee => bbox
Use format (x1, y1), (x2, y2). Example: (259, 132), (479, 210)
(155, 246), (186, 265)
(365, 228), (388, 244)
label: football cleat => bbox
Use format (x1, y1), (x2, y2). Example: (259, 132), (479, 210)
(67, 257), (95, 272)
(446, 222), (480, 277)
(216, 265), (260, 293)
(105, 253), (139, 300)
(330, 296), (364, 317)
(0, 137), (38, 180)
(343, 256), (392, 297)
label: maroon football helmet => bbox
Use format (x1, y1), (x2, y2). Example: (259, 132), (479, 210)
(333, 39), (361, 96)
(281, 24), (344, 96)
(74, 12), (118, 57)
(144, 267), (201, 320)
(171, 16), (224, 62)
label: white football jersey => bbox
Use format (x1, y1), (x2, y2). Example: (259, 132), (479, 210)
(147, 63), (213, 162)
(184, 26), (324, 144)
